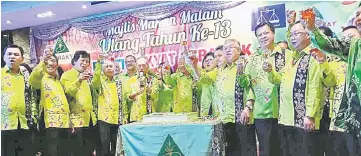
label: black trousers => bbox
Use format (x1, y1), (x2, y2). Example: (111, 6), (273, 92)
(278, 125), (321, 156)
(98, 120), (118, 156)
(69, 120), (100, 156)
(324, 131), (349, 156)
(223, 122), (257, 156)
(254, 118), (280, 156)
(345, 132), (361, 156)
(1, 128), (37, 156)
(45, 128), (68, 156)
(318, 116), (331, 155)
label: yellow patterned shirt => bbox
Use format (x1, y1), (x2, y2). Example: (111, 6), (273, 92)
(1, 66), (38, 130)
(92, 63), (119, 125)
(29, 62), (70, 128)
(60, 68), (96, 127)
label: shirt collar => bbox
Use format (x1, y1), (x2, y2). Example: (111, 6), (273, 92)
(256, 44), (283, 56)
(45, 72), (59, 79)
(5, 65), (24, 76)
(292, 44), (312, 61)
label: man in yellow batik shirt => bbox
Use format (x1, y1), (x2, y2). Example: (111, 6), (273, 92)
(60, 50), (98, 155)
(264, 21), (335, 156)
(123, 57), (157, 122)
(1, 44), (38, 156)
(29, 53), (70, 156)
(192, 39), (257, 156)
(92, 55), (123, 156)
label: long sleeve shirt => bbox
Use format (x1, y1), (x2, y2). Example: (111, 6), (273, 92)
(1, 66), (38, 130)
(29, 62), (70, 128)
(267, 45), (334, 130)
(116, 72), (136, 124)
(198, 63), (253, 124)
(200, 82), (215, 117)
(164, 72), (195, 113)
(326, 61), (347, 132)
(123, 74), (156, 122)
(311, 27), (361, 134)
(245, 45), (292, 119)
(151, 80), (174, 113)
(92, 63), (120, 125)
(60, 68), (96, 128)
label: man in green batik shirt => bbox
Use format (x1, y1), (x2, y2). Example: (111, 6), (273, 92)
(246, 21), (293, 156)
(192, 39), (257, 156)
(164, 56), (199, 113)
(305, 6), (361, 155)
(152, 62), (174, 113)
(264, 21), (335, 156)
(199, 52), (217, 117)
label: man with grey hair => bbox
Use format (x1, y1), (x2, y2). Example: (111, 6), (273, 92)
(92, 55), (123, 156)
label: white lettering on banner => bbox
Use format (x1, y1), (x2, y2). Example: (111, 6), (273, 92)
(99, 38), (140, 54)
(105, 21), (136, 38)
(180, 10), (223, 24)
(142, 31), (186, 48)
(138, 17), (177, 31)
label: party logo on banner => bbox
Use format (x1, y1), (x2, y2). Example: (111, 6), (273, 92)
(54, 36), (70, 54)
(251, 3), (286, 31)
(158, 134), (184, 156)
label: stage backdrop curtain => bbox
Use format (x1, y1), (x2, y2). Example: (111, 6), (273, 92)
(29, 1), (245, 64)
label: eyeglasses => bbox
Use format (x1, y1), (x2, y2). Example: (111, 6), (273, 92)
(289, 31), (307, 38)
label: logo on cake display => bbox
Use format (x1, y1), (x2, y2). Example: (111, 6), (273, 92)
(158, 134), (184, 156)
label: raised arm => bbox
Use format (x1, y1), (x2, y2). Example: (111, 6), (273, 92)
(29, 61), (46, 89)
(60, 72), (82, 97)
(91, 61), (102, 90)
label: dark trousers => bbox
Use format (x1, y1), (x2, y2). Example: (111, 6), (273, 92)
(325, 131), (349, 156)
(345, 133), (361, 156)
(318, 116), (331, 155)
(69, 120), (100, 156)
(254, 118), (280, 156)
(278, 125), (320, 156)
(1, 128), (37, 156)
(45, 128), (68, 156)
(223, 122), (257, 156)
(98, 120), (118, 156)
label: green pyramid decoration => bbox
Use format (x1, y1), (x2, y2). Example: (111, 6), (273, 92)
(54, 36), (69, 54)
(158, 134), (184, 156)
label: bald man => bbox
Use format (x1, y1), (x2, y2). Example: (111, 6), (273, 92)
(92, 55), (123, 156)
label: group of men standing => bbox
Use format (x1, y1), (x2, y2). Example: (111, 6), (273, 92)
(1, 5), (361, 156)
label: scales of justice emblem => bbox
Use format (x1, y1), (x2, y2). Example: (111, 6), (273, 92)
(257, 8), (280, 25)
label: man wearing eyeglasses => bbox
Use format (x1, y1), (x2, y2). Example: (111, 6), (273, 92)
(306, 6), (361, 155)
(245, 21), (293, 156)
(117, 55), (137, 124)
(263, 19), (335, 156)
